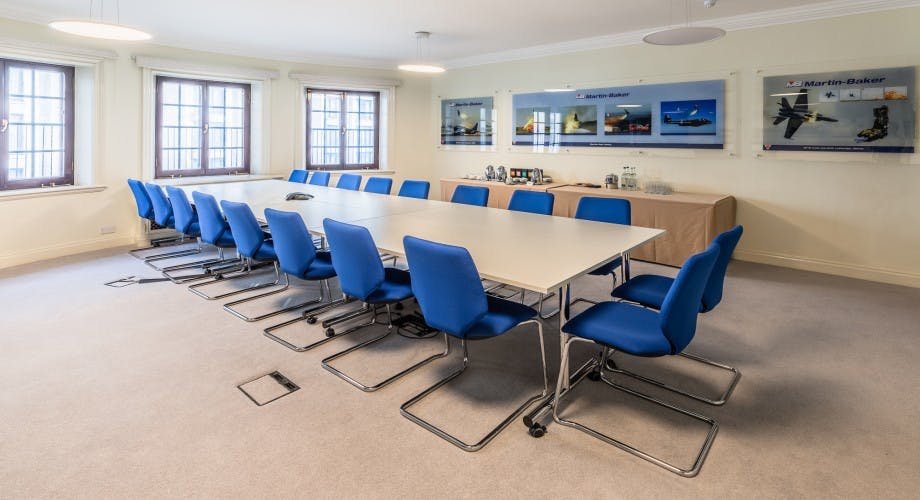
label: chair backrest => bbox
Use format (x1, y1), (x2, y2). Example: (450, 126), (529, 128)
(397, 180), (430, 199)
(309, 171), (331, 186)
(220, 200), (265, 258)
(659, 243), (720, 354)
(403, 236), (489, 338)
(127, 179), (154, 220)
(288, 169), (308, 183)
(192, 191), (231, 245)
(701, 225), (744, 312)
(450, 185), (489, 207)
(264, 208), (318, 277)
(144, 182), (173, 227)
(335, 173), (362, 191)
(574, 196), (631, 225)
(164, 186), (196, 234)
(322, 218), (385, 300)
(508, 190), (555, 215)
(364, 177), (393, 195)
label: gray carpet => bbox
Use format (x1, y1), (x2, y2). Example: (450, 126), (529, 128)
(1, 248), (918, 499)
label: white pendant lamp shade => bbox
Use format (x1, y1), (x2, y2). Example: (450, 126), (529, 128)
(643, 26), (724, 45)
(49, 0), (151, 41)
(398, 31), (445, 73)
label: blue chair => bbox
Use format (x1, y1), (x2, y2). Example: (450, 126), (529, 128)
(567, 196), (632, 310)
(261, 209), (352, 350)
(309, 171), (331, 186)
(363, 176), (393, 195)
(553, 243), (721, 477)
(320, 219), (449, 392)
(450, 185), (489, 207)
(397, 180), (430, 199)
(142, 182), (201, 265)
(609, 226), (745, 405)
(127, 179), (185, 260)
(189, 200), (281, 302)
(288, 169), (309, 183)
(508, 190), (554, 215)
(335, 173), (362, 191)
(400, 235), (548, 452)
(157, 187), (236, 280)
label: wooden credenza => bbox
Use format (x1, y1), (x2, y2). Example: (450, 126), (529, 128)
(439, 179), (736, 267)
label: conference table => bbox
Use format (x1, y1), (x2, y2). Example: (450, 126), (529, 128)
(177, 178), (664, 426)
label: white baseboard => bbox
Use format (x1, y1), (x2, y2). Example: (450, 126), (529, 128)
(734, 249), (920, 289)
(0, 235), (136, 270)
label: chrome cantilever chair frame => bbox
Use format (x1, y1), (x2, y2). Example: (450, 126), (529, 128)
(262, 293), (354, 352)
(188, 257), (280, 300)
(222, 273), (333, 322)
(400, 319), (548, 452)
(321, 303), (451, 392)
(552, 338), (718, 477)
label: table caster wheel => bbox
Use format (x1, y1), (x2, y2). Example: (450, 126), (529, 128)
(528, 424), (546, 438)
(395, 302), (404, 311)
(588, 371), (602, 382)
(325, 327), (335, 337)
(306, 316), (317, 324)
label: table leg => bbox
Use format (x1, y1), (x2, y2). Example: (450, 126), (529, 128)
(622, 251), (631, 282)
(522, 283), (573, 432)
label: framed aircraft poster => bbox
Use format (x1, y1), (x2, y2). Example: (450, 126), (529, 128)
(511, 80), (724, 149)
(440, 97), (494, 145)
(762, 67), (915, 153)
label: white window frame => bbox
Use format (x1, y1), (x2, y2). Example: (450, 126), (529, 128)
(136, 55), (278, 181)
(290, 72), (400, 172)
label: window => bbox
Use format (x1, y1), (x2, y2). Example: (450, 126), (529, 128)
(306, 88), (378, 170)
(0, 58), (74, 190)
(155, 76), (250, 178)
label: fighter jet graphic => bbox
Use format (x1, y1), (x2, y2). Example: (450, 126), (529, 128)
(452, 110), (479, 135)
(663, 114), (712, 127)
(773, 89), (838, 139)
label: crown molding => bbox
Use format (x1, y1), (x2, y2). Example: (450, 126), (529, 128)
(444, 0), (920, 68)
(133, 55), (280, 80)
(0, 35), (117, 64)
(289, 72), (401, 89)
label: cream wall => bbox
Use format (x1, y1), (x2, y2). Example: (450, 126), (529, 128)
(428, 8), (920, 287)
(0, 16), (432, 269)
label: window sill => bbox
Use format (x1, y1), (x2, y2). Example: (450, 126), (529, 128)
(154, 174), (282, 186)
(0, 184), (107, 202)
(308, 169), (395, 175)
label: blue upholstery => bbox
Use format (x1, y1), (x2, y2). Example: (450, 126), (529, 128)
(450, 185), (489, 207)
(563, 243), (719, 356)
(612, 226), (744, 313)
(220, 200), (275, 260)
(192, 191), (236, 248)
(575, 196), (631, 276)
(309, 171), (331, 186)
(164, 186), (200, 237)
(127, 179), (154, 220)
(364, 177), (393, 195)
(398, 180), (430, 199)
(288, 169), (309, 183)
(336, 173), (362, 190)
(323, 218), (412, 304)
(508, 190), (554, 215)
(144, 182), (175, 228)
(404, 236), (538, 339)
(264, 208), (335, 280)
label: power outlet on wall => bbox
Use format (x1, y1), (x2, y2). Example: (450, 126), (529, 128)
(100, 226), (117, 235)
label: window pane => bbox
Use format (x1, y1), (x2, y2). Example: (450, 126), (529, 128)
(8, 66), (31, 95)
(209, 86), (224, 107)
(311, 111), (325, 128)
(162, 105), (179, 126)
(35, 98), (63, 123)
(9, 125), (31, 152)
(359, 96), (374, 112)
(180, 83), (201, 105)
(209, 149), (225, 169)
(226, 88), (244, 107)
(34, 70), (63, 97)
(182, 127), (201, 148)
(9, 96), (32, 123)
(180, 106), (201, 126)
(161, 82), (180, 104)
(226, 109), (243, 127)
(209, 107), (225, 127)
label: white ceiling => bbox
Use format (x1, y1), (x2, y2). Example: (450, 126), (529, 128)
(0, 0), (917, 68)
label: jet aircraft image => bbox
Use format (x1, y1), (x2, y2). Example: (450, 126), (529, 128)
(772, 89), (838, 139)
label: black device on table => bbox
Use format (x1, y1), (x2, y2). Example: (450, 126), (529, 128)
(285, 192), (314, 201)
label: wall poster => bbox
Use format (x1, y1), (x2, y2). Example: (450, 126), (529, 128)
(440, 97), (494, 146)
(762, 66), (915, 153)
(511, 80), (724, 149)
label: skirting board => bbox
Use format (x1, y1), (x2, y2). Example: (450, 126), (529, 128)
(734, 249), (920, 289)
(0, 235), (135, 270)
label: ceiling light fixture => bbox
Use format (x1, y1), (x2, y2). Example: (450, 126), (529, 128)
(643, 0), (724, 46)
(398, 31), (445, 74)
(49, 0), (151, 41)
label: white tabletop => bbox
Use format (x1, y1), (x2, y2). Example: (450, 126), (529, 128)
(175, 179), (664, 294)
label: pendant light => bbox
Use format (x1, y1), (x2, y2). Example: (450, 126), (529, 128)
(398, 31), (445, 74)
(50, 0), (151, 41)
(643, 0), (724, 46)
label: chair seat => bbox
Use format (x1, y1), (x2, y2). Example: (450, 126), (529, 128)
(561, 301), (672, 357)
(253, 241), (278, 261)
(465, 296), (537, 339)
(162, 215), (176, 228)
(184, 221), (201, 238)
(365, 267), (413, 304)
(588, 256), (623, 276)
(303, 251), (337, 280)
(611, 274), (673, 310)
(214, 230), (236, 248)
